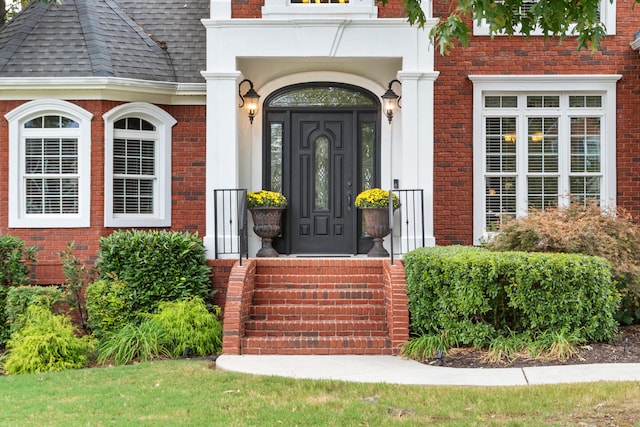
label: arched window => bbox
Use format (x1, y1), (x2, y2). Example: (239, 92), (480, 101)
(5, 100), (93, 228)
(103, 103), (176, 227)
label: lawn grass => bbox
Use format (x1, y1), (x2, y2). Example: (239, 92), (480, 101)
(0, 360), (639, 426)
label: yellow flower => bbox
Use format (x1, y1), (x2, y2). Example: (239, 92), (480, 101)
(247, 190), (287, 208)
(354, 188), (400, 209)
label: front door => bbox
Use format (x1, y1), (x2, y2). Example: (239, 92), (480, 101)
(290, 112), (355, 253)
(264, 83), (380, 254)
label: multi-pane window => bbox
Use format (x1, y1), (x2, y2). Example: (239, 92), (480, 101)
(103, 103), (175, 228)
(6, 100), (93, 228)
(474, 0), (615, 36)
(112, 118), (156, 215)
(482, 93), (605, 230)
(23, 116), (80, 215)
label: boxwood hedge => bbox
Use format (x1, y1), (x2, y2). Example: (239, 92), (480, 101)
(403, 246), (620, 347)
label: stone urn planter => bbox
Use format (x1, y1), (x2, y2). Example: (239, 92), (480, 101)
(354, 188), (400, 258)
(249, 207), (285, 257)
(361, 208), (392, 257)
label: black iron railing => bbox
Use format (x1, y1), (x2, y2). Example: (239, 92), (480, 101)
(213, 189), (248, 265)
(391, 189), (425, 264)
(213, 188), (424, 264)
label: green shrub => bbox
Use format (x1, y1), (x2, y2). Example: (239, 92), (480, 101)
(95, 230), (211, 315)
(403, 246), (620, 353)
(0, 235), (38, 345)
(484, 203), (640, 324)
(59, 242), (91, 332)
(144, 297), (222, 357)
(4, 305), (95, 375)
(4, 286), (63, 336)
(85, 277), (136, 338)
(97, 322), (168, 366)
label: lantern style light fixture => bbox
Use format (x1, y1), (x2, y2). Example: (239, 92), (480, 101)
(381, 79), (401, 124)
(239, 79), (260, 124)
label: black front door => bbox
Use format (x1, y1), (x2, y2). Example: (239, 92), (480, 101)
(264, 83), (380, 255)
(290, 112), (355, 253)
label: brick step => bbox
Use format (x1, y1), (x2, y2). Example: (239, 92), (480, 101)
(244, 320), (388, 337)
(252, 288), (385, 305)
(241, 336), (393, 355)
(249, 304), (387, 321)
(254, 274), (385, 288)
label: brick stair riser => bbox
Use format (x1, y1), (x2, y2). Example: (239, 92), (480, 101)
(254, 274), (384, 289)
(251, 289), (385, 305)
(241, 336), (393, 355)
(245, 320), (388, 337)
(249, 304), (386, 321)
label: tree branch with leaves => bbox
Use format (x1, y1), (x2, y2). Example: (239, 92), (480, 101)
(379, 0), (637, 54)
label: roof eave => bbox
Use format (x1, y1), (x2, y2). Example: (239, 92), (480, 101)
(0, 76), (206, 104)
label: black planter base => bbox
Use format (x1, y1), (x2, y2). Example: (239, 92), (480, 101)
(256, 238), (279, 257)
(367, 237), (389, 257)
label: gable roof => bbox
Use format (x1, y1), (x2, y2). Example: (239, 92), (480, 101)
(0, 0), (208, 83)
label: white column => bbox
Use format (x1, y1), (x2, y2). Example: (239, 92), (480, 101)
(396, 71), (439, 248)
(202, 71), (242, 258)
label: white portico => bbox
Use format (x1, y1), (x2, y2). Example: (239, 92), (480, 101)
(202, 0), (438, 257)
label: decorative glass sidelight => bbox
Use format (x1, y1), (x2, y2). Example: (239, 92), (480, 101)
(360, 122), (375, 192)
(314, 136), (329, 210)
(270, 123), (283, 193)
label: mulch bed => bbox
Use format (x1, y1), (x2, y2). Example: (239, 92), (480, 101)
(423, 325), (640, 369)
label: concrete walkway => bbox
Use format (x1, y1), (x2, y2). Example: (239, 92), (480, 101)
(216, 355), (640, 386)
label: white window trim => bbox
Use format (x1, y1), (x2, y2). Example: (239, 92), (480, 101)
(5, 100), (93, 228)
(473, 0), (616, 36)
(470, 74), (621, 245)
(103, 102), (176, 228)
(261, 0), (378, 19)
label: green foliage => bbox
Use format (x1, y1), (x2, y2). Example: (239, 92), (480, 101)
(59, 242), (90, 332)
(85, 277), (135, 339)
(144, 297), (222, 357)
(0, 235), (37, 288)
(0, 235), (38, 345)
(95, 230), (212, 316)
(376, 0), (638, 54)
(485, 203), (640, 324)
(4, 305), (95, 375)
(4, 286), (63, 336)
(96, 322), (168, 366)
(403, 246), (620, 356)
(401, 332), (458, 361)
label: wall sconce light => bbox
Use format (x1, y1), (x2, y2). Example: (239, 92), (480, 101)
(239, 79), (260, 124)
(381, 79), (401, 124)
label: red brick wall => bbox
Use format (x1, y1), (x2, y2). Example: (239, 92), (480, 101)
(0, 100), (207, 284)
(231, 0), (406, 18)
(432, 0), (640, 245)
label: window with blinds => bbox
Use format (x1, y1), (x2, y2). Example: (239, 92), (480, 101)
(482, 93), (604, 230)
(112, 118), (157, 215)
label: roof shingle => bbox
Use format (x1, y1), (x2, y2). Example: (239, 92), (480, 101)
(0, 0), (208, 83)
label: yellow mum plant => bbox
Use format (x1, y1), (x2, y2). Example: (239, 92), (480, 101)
(354, 188), (400, 209)
(247, 190), (287, 208)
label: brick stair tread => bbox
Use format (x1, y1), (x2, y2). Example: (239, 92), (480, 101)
(241, 336), (393, 355)
(245, 319), (388, 337)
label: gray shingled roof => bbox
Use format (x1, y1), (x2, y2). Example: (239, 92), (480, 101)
(0, 0), (208, 83)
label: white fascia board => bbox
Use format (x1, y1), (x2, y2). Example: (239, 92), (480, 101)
(0, 77), (206, 104)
